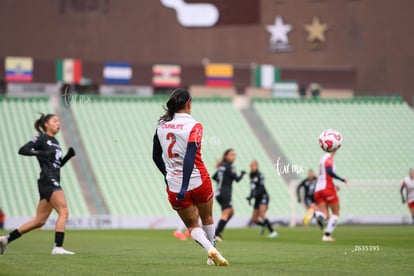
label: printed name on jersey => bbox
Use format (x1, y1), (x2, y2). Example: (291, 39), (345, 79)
(162, 123), (184, 130)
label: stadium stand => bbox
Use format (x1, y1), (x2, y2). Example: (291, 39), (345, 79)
(253, 98), (413, 220)
(0, 97), (90, 217)
(70, 97), (290, 220)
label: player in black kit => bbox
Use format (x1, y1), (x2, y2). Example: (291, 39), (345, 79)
(0, 113), (76, 255)
(246, 160), (277, 238)
(297, 169), (321, 227)
(213, 149), (245, 241)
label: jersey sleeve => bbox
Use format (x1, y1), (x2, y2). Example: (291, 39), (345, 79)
(188, 123), (203, 144)
(324, 156), (333, 168)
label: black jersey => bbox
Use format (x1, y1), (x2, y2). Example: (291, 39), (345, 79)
(248, 171), (268, 199)
(296, 177), (317, 202)
(19, 134), (63, 182)
(212, 161), (244, 199)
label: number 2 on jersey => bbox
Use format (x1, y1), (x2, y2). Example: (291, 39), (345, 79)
(166, 132), (179, 158)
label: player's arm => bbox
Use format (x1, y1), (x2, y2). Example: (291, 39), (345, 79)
(400, 182), (406, 203)
(61, 147), (76, 167)
(326, 166), (346, 183)
(18, 137), (50, 157)
(230, 165), (246, 182)
(296, 179), (305, 202)
(177, 123), (202, 201)
(152, 131), (166, 176)
(177, 142), (197, 201)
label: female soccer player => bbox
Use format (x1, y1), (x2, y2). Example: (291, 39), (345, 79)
(296, 169), (321, 227)
(400, 168), (414, 223)
(0, 113), (76, 255)
(152, 88), (228, 266)
(213, 149), (245, 241)
(246, 160), (277, 238)
(313, 151), (347, 241)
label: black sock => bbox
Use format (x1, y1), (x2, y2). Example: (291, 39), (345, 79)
(255, 220), (265, 226)
(215, 219), (228, 236)
(7, 229), (22, 243)
(264, 219), (274, 233)
(55, 232), (65, 247)
(324, 232), (331, 237)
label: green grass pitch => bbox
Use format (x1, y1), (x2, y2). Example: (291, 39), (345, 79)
(0, 226), (413, 275)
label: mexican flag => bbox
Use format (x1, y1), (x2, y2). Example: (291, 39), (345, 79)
(255, 64), (280, 89)
(56, 59), (82, 84)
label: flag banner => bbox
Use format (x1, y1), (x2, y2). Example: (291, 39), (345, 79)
(152, 64), (181, 87)
(103, 62), (132, 84)
(205, 63), (233, 87)
(255, 64), (280, 89)
(56, 59), (82, 84)
(5, 56), (33, 82)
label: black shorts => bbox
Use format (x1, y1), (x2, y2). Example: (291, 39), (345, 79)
(253, 194), (269, 210)
(215, 195), (232, 210)
(304, 196), (316, 208)
(38, 178), (62, 201)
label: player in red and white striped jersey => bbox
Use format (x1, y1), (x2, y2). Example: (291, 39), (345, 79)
(400, 168), (414, 224)
(152, 89), (228, 266)
(314, 151), (347, 241)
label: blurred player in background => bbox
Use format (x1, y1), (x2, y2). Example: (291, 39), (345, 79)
(297, 169), (322, 227)
(212, 149), (246, 241)
(246, 160), (277, 238)
(152, 89), (228, 266)
(314, 151), (347, 241)
(0, 113), (76, 255)
(173, 221), (191, 241)
(0, 208), (5, 230)
(400, 168), (414, 224)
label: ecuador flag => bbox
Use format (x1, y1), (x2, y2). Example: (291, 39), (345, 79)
(5, 56), (33, 82)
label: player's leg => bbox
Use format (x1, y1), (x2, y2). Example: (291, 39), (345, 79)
(323, 201), (339, 241)
(315, 202), (328, 229)
(179, 202), (228, 266)
(173, 221), (188, 240)
(215, 205), (233, 241)
(258, 205), (277, 238)
(408, 203), (414, 224)
(49, 190), (74, 254)
(197, 198), (215, 246)
(303, 199), (315, 226)
(0, 199), (53, 254)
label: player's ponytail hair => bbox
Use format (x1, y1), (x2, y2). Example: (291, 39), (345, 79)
(216, 148), (234, 168)
(159, 88), (192, 122)
(34, 113), (55, 134)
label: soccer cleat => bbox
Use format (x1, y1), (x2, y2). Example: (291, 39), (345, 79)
(303, 209), (315, 226)
(173, 230), (187, 241)
(51, 247), (75, 255)
(184, 230), (191, 238)
(206, 257), (215, 266)
(215, 235), (223, 242)
(267, 231), (278, 238)
(0, 236), (8, 254)
(208, 248), (229, 266)
(322, 235), (335, 242)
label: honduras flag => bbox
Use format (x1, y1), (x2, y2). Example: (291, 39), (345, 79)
(103, 62), (132, 84)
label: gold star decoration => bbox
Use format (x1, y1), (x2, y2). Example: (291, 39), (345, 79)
(305, 17), (329, 42)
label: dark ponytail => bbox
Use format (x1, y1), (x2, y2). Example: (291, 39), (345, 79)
(159, 88), (192, 122)
(34, 113), (55, 134)
(216, 148), (234, 168)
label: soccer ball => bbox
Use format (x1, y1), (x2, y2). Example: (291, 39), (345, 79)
(319, 129), (342, 152)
